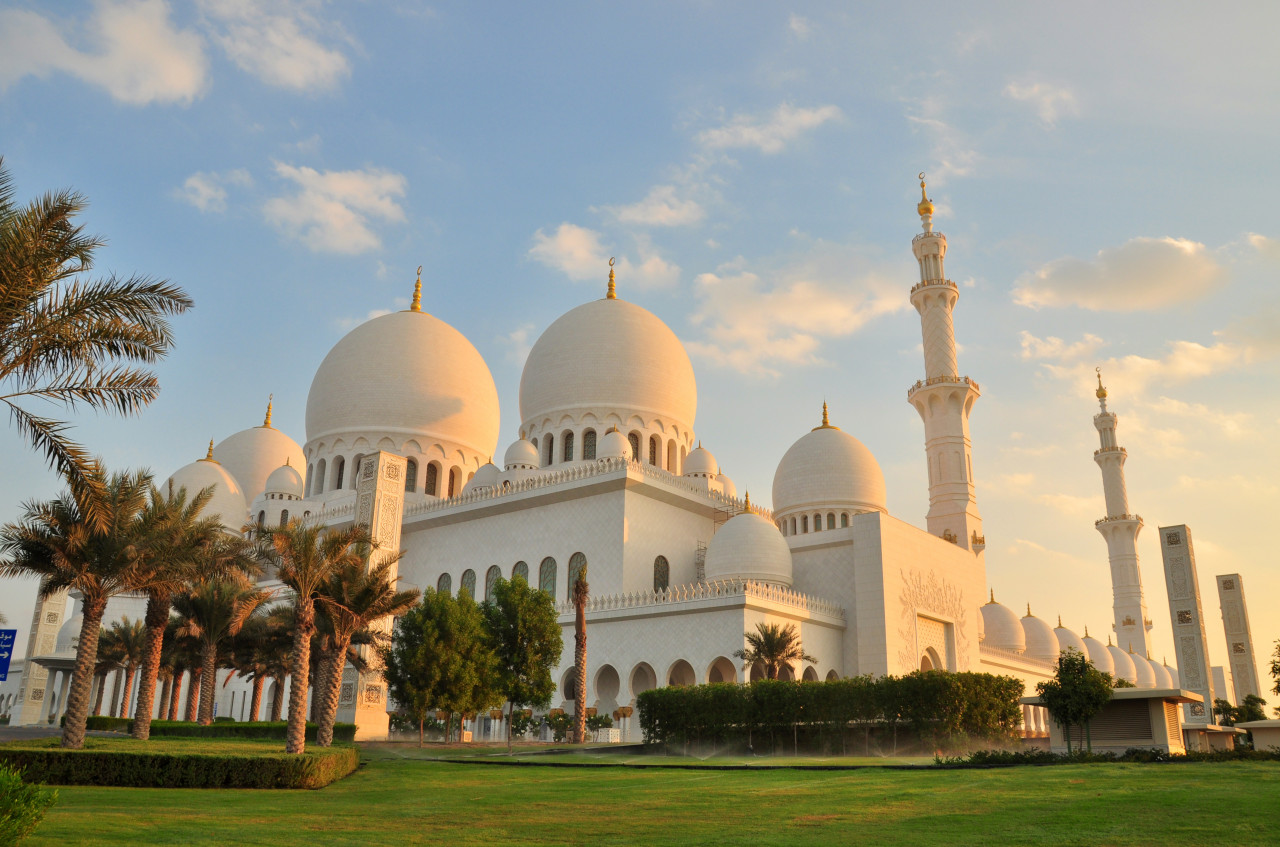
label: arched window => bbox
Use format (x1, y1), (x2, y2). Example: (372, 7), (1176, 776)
(280, 509), (289, 526)
(334, 457), (345, 490)
(562, 431), (574, 462)
(352, 454), (365, 488)
(447, 467), (458, 497)
(314, 458), (326, 494)
(801, 515), (808, 533)
(405, 459), (418, 493)
(582, 429), (597, 460)
(257, 511), (265, 528)
(426, 462), (439, 497)
(460, 569), (477, 598)
(667, 440), (676, 471)
(485, 565), (501, 602)
(544, 435), (555, 466)
(790, 517), (797, 535)
(827, 513), (835, 530)
(813, 513), (822, 532)
(628, 432), (640, 461)
(305, 464), (314, 497)
(841, 513), (849, 528)
(437, 573), (452, 595)
(568, 552), (587, 594)
(539, 557), (557, 602)
(513, 561), (529, 584)
(303, 511), (310, 520)
(653, 556), (669, 592)
(648, 436), (659, 466)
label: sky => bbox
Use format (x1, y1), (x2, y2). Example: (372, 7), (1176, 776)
(0, 1), (1277, 691)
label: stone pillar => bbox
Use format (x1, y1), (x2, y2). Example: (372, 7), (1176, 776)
(1159, 525), (1215, 726)
(1215, 573), (1262, 703)
(336, 450), (407, 741)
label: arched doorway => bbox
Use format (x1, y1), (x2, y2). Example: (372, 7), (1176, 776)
(594, 665), (620, 717)
(802, 666), (819, 682)
(666, 660), (696, 687)
(629, 662), (657, 701)
(921, 646), (943, 671)
(706, 656), (737, 684)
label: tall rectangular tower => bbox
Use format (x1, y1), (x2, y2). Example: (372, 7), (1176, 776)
(1215, 573), (1262, 703)
(1159, 525), (1215, 725)
(13, 591), (68, 726)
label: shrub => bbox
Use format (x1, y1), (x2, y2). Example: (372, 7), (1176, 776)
(127, 720), (357, 742)
(84, 716), (131, 732)
(0, 764), (58, 844)
(545, 712), (572, 742)
(935, 746), (1280, 767)
(0, 742), (357, 789)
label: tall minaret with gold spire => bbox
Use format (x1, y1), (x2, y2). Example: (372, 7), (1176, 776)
(1092, 369), (1152, 656)
(907, 175), (984, 553)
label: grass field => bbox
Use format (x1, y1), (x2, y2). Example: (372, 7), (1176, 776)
(21, 742), (1280, 846)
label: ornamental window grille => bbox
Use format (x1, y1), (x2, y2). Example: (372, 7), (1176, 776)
(649, 436), (659, 466)
(582, 429), (597, 460)
(437, 573), (452, 595)
(280, 509), (289, 526)
(628, 433), (641, 461)
(405, 459), (418, 493)
(334, 457), (345, 490)
(539, 558), (557, 602)
(569, 552), (587, 594)
(841, 513), (849, 528)
(827, 513), (835, 530)
(257, 511), (265, 528)
(447, 468), (458, 497)
(513, 561), (529, 584)
(314, 459), (326, 494)
(653, 556), (670, 592)
(485, 566), (501, 602)
(425, 463), (439, 496)
(801, 515), (809, 533)
(563, 431), (574, 462)
(544, 435), (555, 466)
(460, 569), (477, 598)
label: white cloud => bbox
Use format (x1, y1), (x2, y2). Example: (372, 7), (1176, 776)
(527, 223), (680, 289)
(1018, 331), (1105, 361)
(337, 308), (391, 331)
(1146, 396), (1254, 440)
(1042, 340), (1248, 398)
(1036, 492), (1101, 518)
(500, 323), (536, 367)
(1014, 237), (1224, 311)
(174, 168), (252, 212)
(906, 115), (979, 183)
(604, 185), (705, 227)
(697, 103), (841, 154)
(0, 1), (208, 105)
(1004, 80), (1079, 125)
(199, 0), (349, 92)
(685, 250), (907, 377)
(788, 14), (811, 38)
(264, 163), (407, 254)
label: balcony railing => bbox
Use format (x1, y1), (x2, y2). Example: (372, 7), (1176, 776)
(1095, 514), (1143, 527)
(910, 278), (958, 296)
(907, 374), (980, 399)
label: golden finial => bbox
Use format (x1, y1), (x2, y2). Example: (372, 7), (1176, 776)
(1107, 635), (1112, 646)
(1025, 603), (1032, 618)
(1095, 367), (1107, 400)
(1058, 615), (1062, 628)
(410, 266), (423, 312)
(812, 400), (840, 431)
(201, 439), (218, 463)
(1128, 642), (1134, 654)
(986, 589), (996, 605)
(743, 491), (751, 512)
(917, 172), (934, 218)
(263, 394), (273, 428)
(606, 257), (616, 300)
(1084, 625), (1090, 637)
(285, 456), (291, 466)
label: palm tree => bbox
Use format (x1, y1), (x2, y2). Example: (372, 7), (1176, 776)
(256, 520), (369, 753)
(107, 617), (147, 718)
(172, 572), (271, 725)
(0, 158), (192, 523)
(314, 557), (418, 746)
(0, 465), (151, 748)
(734, 622), (817, 681)
(571, 564), (589, 745)
(129, 483), (227, 739)
(92, 625), (125, 716)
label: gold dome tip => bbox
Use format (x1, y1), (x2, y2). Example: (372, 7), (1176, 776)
(263, 394), (273, 428)
(1084, 625), (1090, 637)
(1024, 603), (1033, 618)
(606, 257), (617, 300)
(201, 438), (218, 463)
(1095, 367), (1107, 399)
(812, 400), (840, 431)
(743, 490), (751, 511)
(410, 266), (423, 312)
(1058, 615), (1063, 628)
(986, 589), (996, 605)
(917, 172), (934, 217)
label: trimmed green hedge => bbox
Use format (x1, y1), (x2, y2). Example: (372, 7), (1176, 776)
(939, 747), (1280, 766)
(130, 720), (357, 742)
(638, 672), (1025, 755)
(84, 716), (132, 732)
(0, 742), (358, 789)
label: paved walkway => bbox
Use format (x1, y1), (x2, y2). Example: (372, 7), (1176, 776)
(0, 725), (120, 742)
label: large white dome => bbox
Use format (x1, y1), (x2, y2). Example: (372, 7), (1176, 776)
(703, 508), (793, 587)
(1054, 620), (1087, 657)
(306, 309), (499, 459)
(1021, 608), (1060, 663)
(167, 448), (249, 530)
(1107, 643), (1137, 685)
(772, 416), (887, 518)
(1082, 631), (1114, 675)
(213, 405), (304, 501)
(519, 297), (696, 432)
(979, 593), (1025, 653)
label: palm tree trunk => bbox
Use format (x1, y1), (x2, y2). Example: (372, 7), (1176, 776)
(270, 674), (285, 721)
(167, 665), (184, 721)
(286, 603), (315, 754)
(198, 642), (217, 725)
(574, 600), (587, 745)
(185, 667), (201, 722)
(119, 666), (137, 718)
(131, 591), (170, 740)
(157, 675), (171, 723)
(249, 677), (264, 722)
(316, 637), (349, 747)
(61, 596), (107, 749)
(92, 674), (106, 716)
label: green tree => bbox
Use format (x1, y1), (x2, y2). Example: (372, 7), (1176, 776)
(481, 574), (563, 752)
(733, 622), (817, 681)
(1238, 693), (1268, 724)
(313, 556), (419, 746)
(0, 465), (151, 748)
(1270, 639), (1280, 699)
(1036, 647), (1114, 753)
(0, 157), (191, 521)
(1213, 698), (1238, 726)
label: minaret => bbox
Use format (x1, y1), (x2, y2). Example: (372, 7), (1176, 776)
(906, 174), (984, 552)
(1092, 370), (1152, 657)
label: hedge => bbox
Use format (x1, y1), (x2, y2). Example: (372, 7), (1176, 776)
(939, 747), (1280, 767)
(0, 743), (358, 789)
(637, 671), (1025, 755)
(120, 720), (357, 742)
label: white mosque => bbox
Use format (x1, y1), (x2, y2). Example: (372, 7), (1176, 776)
(2, 180), (1224, 746)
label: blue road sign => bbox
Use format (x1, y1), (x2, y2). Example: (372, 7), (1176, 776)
(0, 629), (16, 682)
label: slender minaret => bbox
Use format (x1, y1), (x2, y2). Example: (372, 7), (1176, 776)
(1092, 370), (1152, 657)
(907, 174), (984, 552)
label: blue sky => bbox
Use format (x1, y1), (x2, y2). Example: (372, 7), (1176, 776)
(1, 2), (1277, 686)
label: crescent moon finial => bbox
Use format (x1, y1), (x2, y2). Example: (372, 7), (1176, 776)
(606, 257), (617, 299)
(609, 256), (615, 268)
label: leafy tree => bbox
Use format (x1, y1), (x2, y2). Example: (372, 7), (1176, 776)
(733, 622), (817, 681)
(0, 157), (191, 522)
(0, 465), (151, 748)
(1036, 648), (1114, 753)
(1239, 693), (1268, 724)
(1270, 639), (1280, 698)
(380, 588), (497, 746)
(571, 564), (589, 744)
(481, 574), (563, 752)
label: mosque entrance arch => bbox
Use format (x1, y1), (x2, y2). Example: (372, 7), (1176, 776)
(706, 656), (737, 684)
(920, 646), (943, 671)
(594, 665), (620, 715)
(666, 660), (696, 687)
(628, 662), (657, 702)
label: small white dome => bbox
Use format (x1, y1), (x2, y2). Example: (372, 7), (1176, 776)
(463, 462), (501, 494)
(1129, 648), (1155, 688)
(716, 473), (736, 500)
(54, 612), (83, 655)
(1149, 658), (1173, 689)
(980, 594), (1025, 654)
(1082, 631), (1114, 675)
(264, 462), (303, 498)
(1165, 661), (1180, 688)
(167, 448), (249, 530)
(772, 417), (887, 518)
(213, 413), (304, 502)
(1053, 621), (1087, 657)
(703, 509), (793, 587)
(1107, 643), (1137, 685)
(597, 428), (630, 461)
(503, 439), (539, 471)
(683, 445), (718, 477)
(1021, 608), (1060, 663)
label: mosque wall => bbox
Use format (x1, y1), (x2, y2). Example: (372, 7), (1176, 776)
(618, 487), (713, 593)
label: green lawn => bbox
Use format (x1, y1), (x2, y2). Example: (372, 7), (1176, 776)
(22, 743), (1279, 846)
